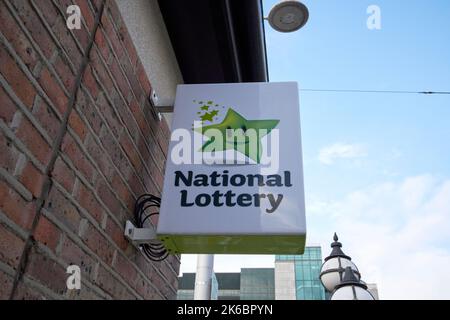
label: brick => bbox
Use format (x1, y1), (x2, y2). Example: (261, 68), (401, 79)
(68, 110), (87, 141)
(100, 13), (124, 61)
(38, 67), (68, 115)
(67, 286), (103, 300)
(34, 216), (61, 252)
(0, 44), (36, 109)
(0, 133), (20, 174)
(0, 179), (36, 230)
(80, 223), (115, 266)
(52, 156), (75, 194)
(76, 90), (102, 135)
(0, 0), (180, 300)
(52, 0), (72, 13)
(51, 16), (84, 66)
(95, 178), (123, 215)
(46, 185), (81, 234)
(113, 253), (137, 289)
(0, 86), (18, 125)
(90, 49), (114, 95)
(109, 58), (129, 101)
(116, 96), (139, 142)
(136, 138), (154, 171)
(96, 92), (122, 139)
(94, 30), (109, 62)
(19, 160), (46, 198)
(119, 133), (140, 171)
(98, 112), (122, 158)
(120, 27), (138, 69)
(58, 236), (97, 282)
(0, 270), (14, 299)
(0, 223), (25, 268)
(128, 172), (146, 197)
(135, 273), (157, 299)
(91, 0), (103, 13)
(119, 52), (141, 97)
(31, 97), (62, 141)
(14, 113), (52, 167)
(0, 2), (39, 71)
(105, 218), (128, 251)
(73, 181), (103, 224)
(13, 281), (49, 300)
(25, 248), (67, 295)
(74, 0), (95, 32)
(116, 159), (132, 186)
(95, 265), (135, 299)
(84, 134), (115, 181)
(147, 271), (167, 299)
(11, 0), (56, 60)
(136, 61), (151, 95)
(53, 53), (76, 92)
(143, 163), (162, 193)
(69, 0), (94, 50)
(34, 0), (60, 28)
(128, 97), (148, 138)
(82, 66), (98, 100)
(72, 22), (91, 51)
(105, 1), (122, 33)
(159, 115), (171, 140)
(61, 134), (94, 181)
(141, 100), (159, 128)
(111, 174), (133, 213)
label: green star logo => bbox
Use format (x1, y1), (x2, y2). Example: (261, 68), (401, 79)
(200, 112), (215, 122)
(195, 107), (279, 163)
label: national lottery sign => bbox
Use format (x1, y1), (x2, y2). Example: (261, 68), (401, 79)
(157, 82), (306, 254)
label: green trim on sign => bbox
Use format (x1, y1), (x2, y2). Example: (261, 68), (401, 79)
(157, 234), (306, 254)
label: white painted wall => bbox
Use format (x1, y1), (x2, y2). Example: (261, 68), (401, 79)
(116, 0), (183, 127)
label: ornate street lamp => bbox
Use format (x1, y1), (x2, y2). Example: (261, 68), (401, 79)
(319, 233), (361, 292)
(331, 267), (375, 300)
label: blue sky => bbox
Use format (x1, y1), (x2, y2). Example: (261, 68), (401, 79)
(180, 0), (450, 299)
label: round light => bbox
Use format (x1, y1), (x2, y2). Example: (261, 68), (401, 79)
(319, 257), (360, 292)
(330, 266), (375, 300)
(331, 286), (375, 300)
(268, 1), (309, 33)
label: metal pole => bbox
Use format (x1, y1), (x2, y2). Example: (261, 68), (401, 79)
(193, 254), (214, 300)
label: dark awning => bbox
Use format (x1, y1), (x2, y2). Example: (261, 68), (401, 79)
(158, 0), (268, 84)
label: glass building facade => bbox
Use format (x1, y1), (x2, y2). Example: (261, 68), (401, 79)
(276, 246), (326, 300)
(177, 269), (274, 300)
(177, 247), (325, 300)
(240, 268), (275, 300)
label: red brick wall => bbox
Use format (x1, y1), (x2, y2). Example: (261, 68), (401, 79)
(0, 0), (179, 299)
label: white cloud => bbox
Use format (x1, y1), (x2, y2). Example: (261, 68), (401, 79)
(318, 143), (367, 165)
(307, 175), (450, 299)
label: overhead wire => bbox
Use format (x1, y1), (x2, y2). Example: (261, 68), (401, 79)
(299, 89), (450, 95)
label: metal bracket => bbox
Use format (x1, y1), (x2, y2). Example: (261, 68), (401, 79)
(149, 89), (174, 115)
(124, 220), (160, 245)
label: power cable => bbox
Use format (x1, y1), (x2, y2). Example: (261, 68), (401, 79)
(133, 194), (169, 261)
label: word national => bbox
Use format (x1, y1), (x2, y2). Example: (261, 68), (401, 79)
(174, 170), (292, 213)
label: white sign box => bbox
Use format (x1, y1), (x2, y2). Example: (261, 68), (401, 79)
(157, 82), (306, 254)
